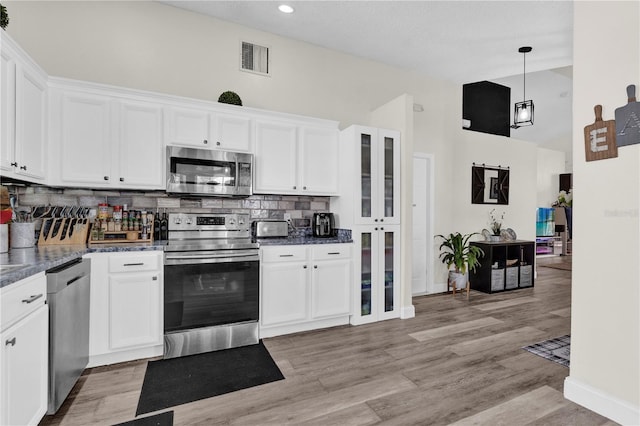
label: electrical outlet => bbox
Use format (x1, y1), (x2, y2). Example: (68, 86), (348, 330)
(283, 213), (291, 221)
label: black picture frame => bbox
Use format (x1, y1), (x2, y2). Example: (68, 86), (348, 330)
(471, 165), (509, 205)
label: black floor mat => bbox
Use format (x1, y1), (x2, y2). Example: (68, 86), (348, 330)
(136, 342), (284, 416)
(114, 410), (174, 426)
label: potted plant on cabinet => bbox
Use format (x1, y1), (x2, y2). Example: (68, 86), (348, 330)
(435, 232), (484, 296)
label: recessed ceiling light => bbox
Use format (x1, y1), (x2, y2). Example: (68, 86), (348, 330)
(278, 4), (294, 14)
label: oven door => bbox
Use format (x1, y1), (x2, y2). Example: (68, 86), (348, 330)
(163, 252), (259, 333)
(166, 146), (252, 197)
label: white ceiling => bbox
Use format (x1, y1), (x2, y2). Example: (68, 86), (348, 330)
(158, 0), (574, 148)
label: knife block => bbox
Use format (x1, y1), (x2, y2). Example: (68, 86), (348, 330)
(38, 218), (90, 246)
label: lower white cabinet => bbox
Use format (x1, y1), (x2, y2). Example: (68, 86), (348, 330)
(260, 244), (352, 338)
(85, 251), (163, 367)
(0, 273), (48, 426)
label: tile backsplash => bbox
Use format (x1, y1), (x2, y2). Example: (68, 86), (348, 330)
(10, 185), (329, 228)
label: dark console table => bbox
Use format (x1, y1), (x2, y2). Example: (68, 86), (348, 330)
(469, 240), (535, 293)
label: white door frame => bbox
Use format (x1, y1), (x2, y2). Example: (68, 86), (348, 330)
(412, 152), (435, 296)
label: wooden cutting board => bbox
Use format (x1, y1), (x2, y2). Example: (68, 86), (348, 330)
(615, 84), (640, 147)
(584, 105), (618, 162)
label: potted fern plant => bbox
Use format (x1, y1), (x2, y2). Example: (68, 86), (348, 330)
(436, 232), (484, 292)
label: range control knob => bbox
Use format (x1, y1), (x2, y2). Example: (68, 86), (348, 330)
(174, 217), (182, 224)
(185, 218), (193, 225)
(228, 217), (236, 226)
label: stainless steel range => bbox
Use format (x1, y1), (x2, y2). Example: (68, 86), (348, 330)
(163, 212), (259, 359)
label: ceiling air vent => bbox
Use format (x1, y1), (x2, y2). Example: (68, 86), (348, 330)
(241, 41), (269, 75)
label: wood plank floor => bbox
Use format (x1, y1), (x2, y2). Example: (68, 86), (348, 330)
(41, 256), (617, 426)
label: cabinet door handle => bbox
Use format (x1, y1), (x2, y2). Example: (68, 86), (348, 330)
(303, 265), (307, 269)
(216, 141), (221, 146)
(374, 219), (379, 222)
(327, 252), (341, 255)
(20, 165), (27, 170)
(104, 176), (109, 181)
(203, 139), (208, 145)
(293, 186), (297, 190)
(22, 294), (43, 304)
(5, 337), (16, 346)
(303, 186), (307, 190)
(380, 227), (384, 231)
(119, 177), (124, 182)
(279, 254), (294, 258)
(380, 218), (384, 222)
(10, 162), (17, 167)
(374, 227), (378, 231)
(123, 262), (144, 266)
(152, 276), (158, 281)
(314, 265), (318, 269)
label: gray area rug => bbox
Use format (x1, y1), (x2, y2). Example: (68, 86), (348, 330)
(523, 335), (570, 367)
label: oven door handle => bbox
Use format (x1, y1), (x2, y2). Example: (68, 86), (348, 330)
(164, 252), (259, 264)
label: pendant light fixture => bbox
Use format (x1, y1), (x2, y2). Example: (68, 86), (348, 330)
(512, 46), (534, 128)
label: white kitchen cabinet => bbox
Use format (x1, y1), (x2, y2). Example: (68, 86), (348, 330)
(253, 118), (339, 195)
(85, 251), (163, 367)
(350, 226), (401, 325)
(116, 100), (164, 187)
(0, 33), (47, 183)
(310, 246), (352, 319)
(165, 105), (252, 152)
(260, 244), (352, 337)
(49, 82), (164, 189)
(253, 120), (298, 194)
(332, 125), (401, 225)
(0, 273), (48, 426)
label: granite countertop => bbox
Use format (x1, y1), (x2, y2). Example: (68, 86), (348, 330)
(255, 228), (352, 246)
(0, 242), (165, 289)
(1, 229), (353, 288)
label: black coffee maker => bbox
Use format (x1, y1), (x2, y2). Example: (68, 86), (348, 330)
(312, 213), (335, 238)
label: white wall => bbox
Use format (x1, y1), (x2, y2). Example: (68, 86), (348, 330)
(565, 2), (640, 425)
(537, 147), (567, 207)
(5, 1), (560, 306)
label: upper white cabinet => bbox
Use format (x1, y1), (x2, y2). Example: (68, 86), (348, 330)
(117, 100), (163, 187)
(253, 120), (298, 194)
(165, 105), (252, 152)
(332, 125), (401, 225)
(49, 81), (164, 189)
(1, 34), (47, 183)
(253, 119), (339, 196)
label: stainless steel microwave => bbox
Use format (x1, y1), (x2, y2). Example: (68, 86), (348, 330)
(166, 146), (253, 197)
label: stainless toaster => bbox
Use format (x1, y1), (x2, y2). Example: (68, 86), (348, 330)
(253, 220), (288, 238)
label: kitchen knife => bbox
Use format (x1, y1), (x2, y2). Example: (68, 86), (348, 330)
(50, 218), (63, 239)
(59, 219), (71, 241)
(67, 218), (78, 238)
(41, 218), (53, 241)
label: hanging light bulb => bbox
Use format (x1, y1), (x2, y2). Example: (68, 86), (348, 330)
(512, 46), (534, 129)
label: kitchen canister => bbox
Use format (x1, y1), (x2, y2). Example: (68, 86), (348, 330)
(10, 222), (35, 248)
(0, 224), (7, 253)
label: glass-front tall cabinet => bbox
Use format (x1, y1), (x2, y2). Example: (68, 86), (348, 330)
(331, 125), (401, 325)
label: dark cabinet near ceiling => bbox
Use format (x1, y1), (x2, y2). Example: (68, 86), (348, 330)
(469, 241), (535, 293)
(462, 80), (511, 137)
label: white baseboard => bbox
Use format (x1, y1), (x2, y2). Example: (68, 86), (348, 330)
(401, 304), (415, 319)
(564, 376), (640, 425)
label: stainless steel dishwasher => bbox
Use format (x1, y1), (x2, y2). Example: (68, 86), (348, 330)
(46, 257), (91, 414)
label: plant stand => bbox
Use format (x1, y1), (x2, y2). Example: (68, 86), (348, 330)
(448, 271), (470, 299)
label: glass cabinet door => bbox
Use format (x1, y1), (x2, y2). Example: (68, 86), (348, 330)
(379, 130), (400, 224)
(360, 133), (373, 220)
(383, 230), (395, 312)
(360, 232), (372, 317)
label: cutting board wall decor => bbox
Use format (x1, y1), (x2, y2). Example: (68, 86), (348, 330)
(615, 84), (640, 147)
(584, 105), (618, 162)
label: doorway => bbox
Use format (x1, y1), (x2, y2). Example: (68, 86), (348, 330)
(412, 153), (435, 295)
